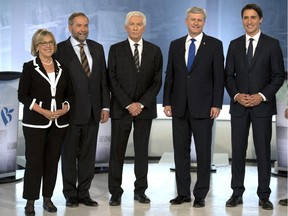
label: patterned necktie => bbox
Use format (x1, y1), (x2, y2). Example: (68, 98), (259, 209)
(134, 44), (140, 73)
(78, 43), (91, 77)
(247, 38), (254, 66)
(187, 38), (196, 71)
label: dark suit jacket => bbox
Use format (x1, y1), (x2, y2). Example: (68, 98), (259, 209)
(163, 33), (225, 118)
(18, 57), (73, 128)
(225, 33), (285, 117)
(108, 39), (163, 119)
(54, 38), (110, 124)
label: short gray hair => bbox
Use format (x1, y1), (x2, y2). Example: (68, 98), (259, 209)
(125, 11), (146, 26)
(186, 7), (207, 20)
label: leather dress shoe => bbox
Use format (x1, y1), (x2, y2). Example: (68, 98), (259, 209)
(66, 197), (79, 207)
(79, 197), (98, 207)
(24, 204), (35, 216)
(226, 195), (243, 207)
(259, 199), (273, 210)
(43, 200), (57, 212)
(193, 197), (205, 208)
(170, 195), (191, 205)
(279, 198), (288, 206)
(109, 195), (121, 206)
(134, 193), (151, 204)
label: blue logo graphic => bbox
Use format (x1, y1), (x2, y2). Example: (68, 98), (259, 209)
(1, 107), (14, 126)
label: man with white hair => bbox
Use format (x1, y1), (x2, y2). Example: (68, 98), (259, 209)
(107, 11), (163, 206)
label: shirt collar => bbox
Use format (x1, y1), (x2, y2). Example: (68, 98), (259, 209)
(186, 32), (203, 43)
(246, 30), (261, 42)
(70, 36), (87, 47)
(128, 37), (143, 47)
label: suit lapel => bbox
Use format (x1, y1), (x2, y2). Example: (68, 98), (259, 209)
(139, 41), (146, 77)
(124, 39), (139, 74)
(177, 37), (187, 73)
(33, 57), (50, 83)
(192, 34), (206, 67)
(188, 34), (208, 72)
(140, 40), (152, 77)
(65, 38), (80, 62)
(65, 38), (89, 78)
(86, 40), (96, 78)
(249, 33), (264, 68)
(236, 36), (249, 68)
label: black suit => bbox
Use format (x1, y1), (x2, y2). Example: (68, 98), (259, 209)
(54, 38), (110, 199)
(163, 34), (224, 198)
(18, 57), (73, 200)
(108, 39), (162, 196)
(225, 33), (285, 199)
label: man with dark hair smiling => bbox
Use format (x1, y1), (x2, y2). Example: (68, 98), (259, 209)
(225, 4), (285, 210)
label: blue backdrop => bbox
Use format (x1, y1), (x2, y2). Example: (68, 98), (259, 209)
(0, 0), (287, 104)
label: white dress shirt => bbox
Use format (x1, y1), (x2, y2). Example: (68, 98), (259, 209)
(185, 32), (203, 66)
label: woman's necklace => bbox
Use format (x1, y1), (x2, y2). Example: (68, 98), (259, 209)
(41, 59), (53, 65)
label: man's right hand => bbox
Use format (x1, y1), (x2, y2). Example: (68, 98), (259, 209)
(164, 106), (172, 117)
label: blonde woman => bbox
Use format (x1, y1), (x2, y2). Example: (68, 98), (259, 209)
(18, 29), (73, 216)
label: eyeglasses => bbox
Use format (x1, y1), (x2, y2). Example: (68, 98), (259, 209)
(39, 41), (54, 46)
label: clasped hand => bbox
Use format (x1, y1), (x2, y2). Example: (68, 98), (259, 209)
(236, 93), (263, 107)
(42, 107), (68, 121)
(128, 102), (142, 116)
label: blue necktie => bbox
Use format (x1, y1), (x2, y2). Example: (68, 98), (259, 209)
(247, 38), (254, 66)
(187, 38), (196, 71)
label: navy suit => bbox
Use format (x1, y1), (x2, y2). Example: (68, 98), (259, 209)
(163, 33), (224, 198)
(225, 33), (285, 199)
(55, 38), (110, 200)
(108, 39), (162, 196)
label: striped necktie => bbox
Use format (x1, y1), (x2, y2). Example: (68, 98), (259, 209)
(134, 44), (140, 73)
(78, 43), (91, 77)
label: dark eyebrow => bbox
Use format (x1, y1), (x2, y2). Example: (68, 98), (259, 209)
(243, 15), (258, 19)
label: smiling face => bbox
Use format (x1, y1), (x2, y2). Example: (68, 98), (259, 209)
(69, 15), (89, 42)
(37, 35), (55, 59)
(185, 12), (205, 37)
(125, 15), (146, 43)
(242, 9), (262, 37)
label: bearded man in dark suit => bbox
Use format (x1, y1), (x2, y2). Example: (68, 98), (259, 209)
(55, 12), (110, 208)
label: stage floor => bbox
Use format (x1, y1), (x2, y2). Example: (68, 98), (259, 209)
(0, 160), (287, 216)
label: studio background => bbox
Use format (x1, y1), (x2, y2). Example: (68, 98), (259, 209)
(0, 0), (287, 161)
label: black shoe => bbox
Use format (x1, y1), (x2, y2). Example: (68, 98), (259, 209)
(66, 197), (79, 207)
(24, 204), (35, 216)
(79, 197), (98, 207)
(43, 199), (57, 212)
(134, 193), (151, 204)
(193, 197), (205, 208)
(226, 195), (243, 207)
(279, 198), (288, 206)
(170, 195), (191, 205)
(259, 199), (273, 210)
(109, 195), (121, 206)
